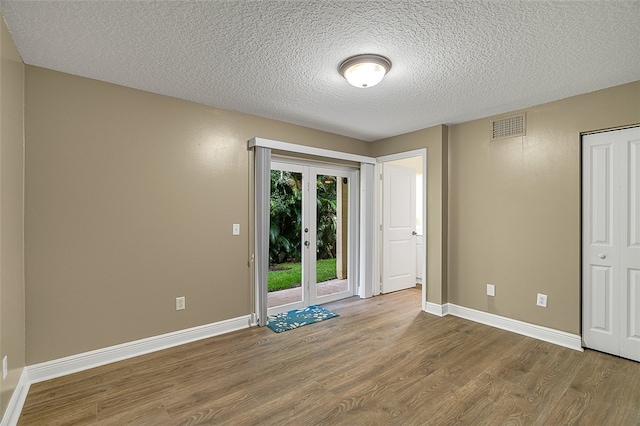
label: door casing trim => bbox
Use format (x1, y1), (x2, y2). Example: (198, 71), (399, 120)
(376, 149), (428, 310)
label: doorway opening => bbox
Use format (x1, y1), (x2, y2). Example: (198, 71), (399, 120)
(267, 159), (358, 315)
(376, 149), (427, 309)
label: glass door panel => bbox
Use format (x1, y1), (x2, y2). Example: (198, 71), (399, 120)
(310, 167), (353, 305)
(267, 164), (305, 312)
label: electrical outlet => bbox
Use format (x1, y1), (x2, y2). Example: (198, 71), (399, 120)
(537, 293), (548, 308)
(232, 224), (240, 236)
(2, 356), (7, 380)
(176, 296), (186, 310)
(487, 284), (495, 297)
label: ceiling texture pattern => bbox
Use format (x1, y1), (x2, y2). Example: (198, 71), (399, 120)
(1, 1), (638, 141)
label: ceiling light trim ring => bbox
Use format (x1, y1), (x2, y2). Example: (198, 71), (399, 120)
(338, 54), (392, 88)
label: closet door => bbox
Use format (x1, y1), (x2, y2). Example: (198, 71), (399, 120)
(619, 128), (640, 361)
(582, 127), (640, 362)
(582, 131), (619, 356)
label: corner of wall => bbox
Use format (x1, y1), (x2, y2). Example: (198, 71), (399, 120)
(440, 125), (449, 304)
(0, 10), (27, 422)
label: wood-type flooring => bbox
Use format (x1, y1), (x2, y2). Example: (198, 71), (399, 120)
(18, 288), (640, 425)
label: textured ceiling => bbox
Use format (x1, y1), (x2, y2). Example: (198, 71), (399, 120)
(1, 1), (639, 141)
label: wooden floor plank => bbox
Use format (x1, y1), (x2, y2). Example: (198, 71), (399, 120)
(166, 389), (258, 425)
(218, 381), (341, 426)
(18, 288), (640, 425)
(97, 399), (170, 425)
(544, 350), (640, 425)
(18, 400), (97, 426)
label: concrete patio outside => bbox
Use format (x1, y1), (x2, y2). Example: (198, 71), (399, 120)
(267, 278), (348, 308)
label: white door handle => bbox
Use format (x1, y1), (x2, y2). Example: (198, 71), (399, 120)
(598, 253), (606, 259)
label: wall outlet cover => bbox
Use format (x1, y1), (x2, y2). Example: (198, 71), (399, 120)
(537, 293), (548, 308)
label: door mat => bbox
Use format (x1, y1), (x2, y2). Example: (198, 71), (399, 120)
(267, 305), (339, 333)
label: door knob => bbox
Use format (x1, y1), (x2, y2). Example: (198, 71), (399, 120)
(412, 231), (418, 236)
(598, 253), (606, 259)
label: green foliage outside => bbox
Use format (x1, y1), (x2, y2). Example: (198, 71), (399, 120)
(269, 170), (303, 264)
(315, 175), (338, 260)
(269, 170), (337, 264)
(268, 258), (337, 292)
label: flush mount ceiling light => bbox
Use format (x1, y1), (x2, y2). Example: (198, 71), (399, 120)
(338, 54), (392, 88)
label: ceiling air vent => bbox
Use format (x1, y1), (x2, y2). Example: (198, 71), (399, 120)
(492, 114), (525, 140)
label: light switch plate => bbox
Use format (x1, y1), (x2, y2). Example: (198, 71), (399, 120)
(232, 224), (240, 236)
(176, 296), (186, 310)
(487, 284), (495, 297)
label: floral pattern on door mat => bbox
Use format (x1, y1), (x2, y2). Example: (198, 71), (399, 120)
(267, 305), (339, 333)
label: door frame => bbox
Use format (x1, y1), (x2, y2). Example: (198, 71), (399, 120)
(268, 158), (359, 315)
(250, 137), (376, 326)
(375, 149), (428, 311)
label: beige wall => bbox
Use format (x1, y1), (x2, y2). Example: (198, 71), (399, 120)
(25, 66), (370, 364)
(371, 125), (448, 305)
(448, 81), (640, 334)
(0, 15), (25, 418)
(19, 54), (640, 368)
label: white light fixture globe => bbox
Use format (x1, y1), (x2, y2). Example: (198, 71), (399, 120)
(339, 54), (392, 88)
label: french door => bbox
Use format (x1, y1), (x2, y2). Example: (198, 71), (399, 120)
(582, 126), (640, 362)
(267, 160), (358, 315)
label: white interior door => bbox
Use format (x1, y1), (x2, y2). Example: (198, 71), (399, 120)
(619, 128), (640, 361)
(582, 126), (640, 362)
(582, 132), (620, 355)
(382, 163), (417, 293)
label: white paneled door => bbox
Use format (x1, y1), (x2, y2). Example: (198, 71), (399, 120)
(582, 126), (640, 362)
(382, 163), (417, 293)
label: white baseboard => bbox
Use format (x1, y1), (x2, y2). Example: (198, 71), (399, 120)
(1, 368), (30, 426)
(423, 302), (582, 351)
(28, 314), (252, 384)
(446, 303), (583, 351)
(5, 305), (582, 424)
(424, 301), (448, 317)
